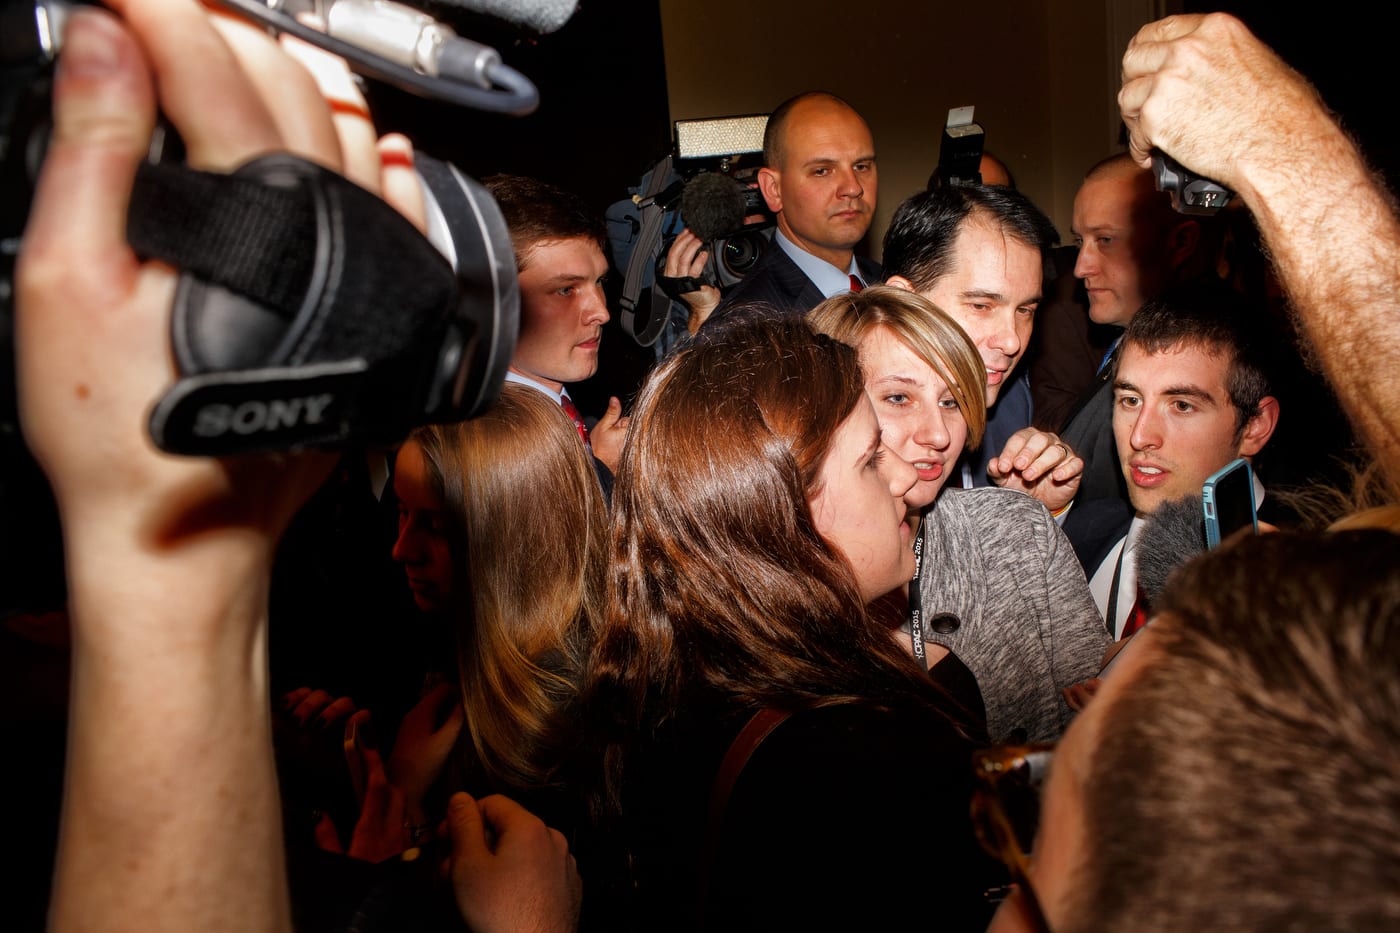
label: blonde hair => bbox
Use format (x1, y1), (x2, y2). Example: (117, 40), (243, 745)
(1328, 505), (1400, 533)
(808, 285), (988, 447)
(412, 383), (608, 788)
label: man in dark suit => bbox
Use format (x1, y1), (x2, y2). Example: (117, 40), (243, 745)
(1063, 285), (1280, 640)
(1059, 153), (1222, 504)
(1027, 244), (1120, 434)
(708, 92), (880, 320)
(485, 175), (622, 496)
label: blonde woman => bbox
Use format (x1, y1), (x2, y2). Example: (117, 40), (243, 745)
(811, 286), (1109, 742)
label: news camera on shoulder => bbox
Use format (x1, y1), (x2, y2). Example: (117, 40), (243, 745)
(608, 113), (777, 353)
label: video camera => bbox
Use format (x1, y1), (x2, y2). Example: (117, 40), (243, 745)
(0, 0), (563, 456)
(608, 113), (777, 355)
(670, 114), (777, 288)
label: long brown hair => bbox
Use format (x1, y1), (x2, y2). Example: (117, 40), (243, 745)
(584, 313), (955, 786)
(413, 384), (608, 788)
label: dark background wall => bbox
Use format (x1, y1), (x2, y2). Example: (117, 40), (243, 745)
(369, 1), (1394, 247)
(655, 0), (1157, 254)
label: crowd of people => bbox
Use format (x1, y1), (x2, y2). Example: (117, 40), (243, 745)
(9, 3), (1400, 931)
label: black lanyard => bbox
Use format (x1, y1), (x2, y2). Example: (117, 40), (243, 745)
(908, 519), (927, 667)
(1105, 539), (1130, 637)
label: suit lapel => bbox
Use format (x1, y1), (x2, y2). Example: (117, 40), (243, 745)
(770, 248), (824, 309)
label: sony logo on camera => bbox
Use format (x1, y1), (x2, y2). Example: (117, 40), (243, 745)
(148, 360), (366, 455)
(192, 394), (336, 438)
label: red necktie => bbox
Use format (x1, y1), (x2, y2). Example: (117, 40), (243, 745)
(1121, 585), (1149, 638)
(560, 394), (591, 448)
(849, 274), (865, 293)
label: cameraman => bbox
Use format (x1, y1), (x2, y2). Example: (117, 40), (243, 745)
(15, 2), (578, 930)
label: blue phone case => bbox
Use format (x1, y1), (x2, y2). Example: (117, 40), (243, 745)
(1202, 458), (1258, 548)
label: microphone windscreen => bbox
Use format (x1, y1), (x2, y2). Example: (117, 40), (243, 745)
(680, 172), (746, 242)
(1135, 494), (1208, 606)
(435, 0), (578, 33)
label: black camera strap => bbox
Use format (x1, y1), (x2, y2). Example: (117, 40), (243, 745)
(127, 153), (468, 456)
(619, 153), (676, 347)
(131, 158), (325, 320)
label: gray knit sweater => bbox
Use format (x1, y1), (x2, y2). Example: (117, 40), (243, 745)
(915, 487), (1110, 743)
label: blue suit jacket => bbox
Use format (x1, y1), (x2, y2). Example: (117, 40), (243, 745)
(962, 373), (1034, 487)
(710, 244), (882, 320)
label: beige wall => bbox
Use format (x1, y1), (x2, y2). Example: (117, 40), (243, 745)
(659, 0), (1173, 255)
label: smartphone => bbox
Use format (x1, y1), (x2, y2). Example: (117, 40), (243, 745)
(1202, 458), (1258, 548)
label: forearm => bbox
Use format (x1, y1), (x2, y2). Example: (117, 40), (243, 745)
(1239, 127), (1400, 485)
(50, 538), (291, 933)
(685, 292), (720, 334)
(23, 4), (395, 929)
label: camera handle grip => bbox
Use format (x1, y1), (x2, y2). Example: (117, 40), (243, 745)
(1151, 150), (1234, 215)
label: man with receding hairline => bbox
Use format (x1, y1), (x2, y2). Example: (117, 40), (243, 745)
(707, 91), (881, 320)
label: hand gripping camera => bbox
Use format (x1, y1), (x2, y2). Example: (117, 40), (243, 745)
(1, 0), (550, 456)
(608, 113), (776, 354)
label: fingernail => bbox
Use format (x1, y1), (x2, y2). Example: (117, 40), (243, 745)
(58, 9), (122, 79)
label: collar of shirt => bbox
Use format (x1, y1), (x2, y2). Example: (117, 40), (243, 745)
(1123, 514), (1147, 555)
(1098, 333), (1124, 375)
(504, 369), (565, 406)
(774, 228), (863, 298)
